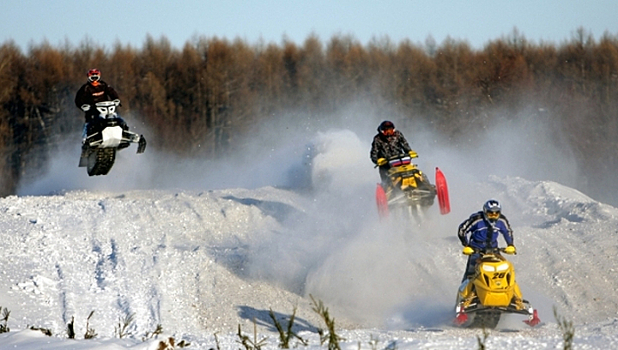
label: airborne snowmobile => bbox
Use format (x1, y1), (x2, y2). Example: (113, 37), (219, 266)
(454, 247), (541, 328)
(375, 153), (450, 221)
(79, 100), (146, 176)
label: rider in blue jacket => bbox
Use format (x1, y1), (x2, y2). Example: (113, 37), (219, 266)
(457, 199), (516, 281)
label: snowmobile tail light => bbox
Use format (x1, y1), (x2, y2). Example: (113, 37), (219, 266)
(496, 263), (509, 271)
(482, 265), (495, 272)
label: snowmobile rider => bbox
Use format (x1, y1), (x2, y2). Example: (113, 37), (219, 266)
(75, 68), (121, 122)
(457, 199), (516, 282)
(370, 120), (418, 184)
(75, 68), (129, 145)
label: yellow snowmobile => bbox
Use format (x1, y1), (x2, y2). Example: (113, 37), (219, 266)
(454, 247), (541, 328)
(375, 154), (450, 222)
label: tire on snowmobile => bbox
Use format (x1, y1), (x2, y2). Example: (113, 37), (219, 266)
(87, 148), (116, 176)
(376, 183), (389, 219)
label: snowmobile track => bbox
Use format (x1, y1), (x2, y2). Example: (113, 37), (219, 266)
(88, 148), (116, 176)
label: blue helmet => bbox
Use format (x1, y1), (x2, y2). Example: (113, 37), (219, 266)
(483, 199), (501, 221)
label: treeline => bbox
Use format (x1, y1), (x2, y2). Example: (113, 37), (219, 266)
(1, 29), (617, 202)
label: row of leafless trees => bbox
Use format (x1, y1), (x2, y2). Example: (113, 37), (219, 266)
(1, 29), (617, 202)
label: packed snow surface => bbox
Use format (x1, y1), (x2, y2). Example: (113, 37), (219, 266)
(2, 129), (618, 349)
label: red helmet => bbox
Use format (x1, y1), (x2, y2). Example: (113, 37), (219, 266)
(87, 68), (101, 83)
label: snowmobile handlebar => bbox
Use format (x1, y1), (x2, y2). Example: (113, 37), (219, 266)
(465, 247), (516, 255)
(374, 153), (418, 168)
(388, 153), (418, 160)
(94, 100), (120, 107)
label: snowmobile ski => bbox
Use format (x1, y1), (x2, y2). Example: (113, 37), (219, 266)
(376, 183), (389, 219)
(435, 167), (450, 215)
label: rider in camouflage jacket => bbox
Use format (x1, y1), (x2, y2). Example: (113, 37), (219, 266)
(370, 121), (415, 183)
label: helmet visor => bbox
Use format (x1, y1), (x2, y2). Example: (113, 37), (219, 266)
(382, 128), (394, 136)
(88, 74), (100, 82)
(486, 211), (500, 220)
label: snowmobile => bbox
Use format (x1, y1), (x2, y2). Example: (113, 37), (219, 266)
(79, 100), (146, 176)
(454, 247), (541, 328)
(375, 153), (450, 221)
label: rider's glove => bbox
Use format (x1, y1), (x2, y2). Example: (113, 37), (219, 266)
(504, 245), (517, 255)
(462, 246), (474, 255)
(408, 150), (418, 158)
(377, 158), (387, 166)
(113, 99), (121, 106)
(81, 104), (90, 112)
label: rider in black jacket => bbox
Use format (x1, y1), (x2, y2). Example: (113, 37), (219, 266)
(74, 68), (120, 122)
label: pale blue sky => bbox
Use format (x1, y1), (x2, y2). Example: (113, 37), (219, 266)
(2, 0), (617, 52)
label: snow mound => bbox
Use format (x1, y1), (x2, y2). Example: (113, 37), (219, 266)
(2, 158), (618, 348)
(483, 175), (618, 226)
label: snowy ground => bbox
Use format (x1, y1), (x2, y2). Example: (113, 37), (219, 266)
(2, 127), (618, 349)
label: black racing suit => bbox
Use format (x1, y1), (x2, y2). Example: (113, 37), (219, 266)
(74, 81), (120, 122)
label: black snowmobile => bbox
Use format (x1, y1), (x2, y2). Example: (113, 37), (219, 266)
(79, 100), (146, 176)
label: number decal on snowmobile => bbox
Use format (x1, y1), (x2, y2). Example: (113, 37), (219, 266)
(492, 272), (506, 279)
